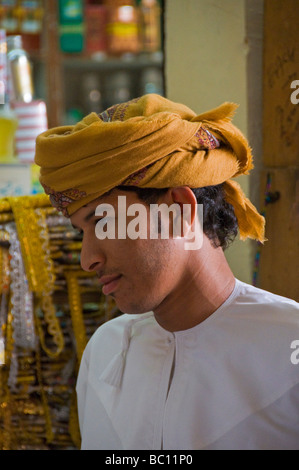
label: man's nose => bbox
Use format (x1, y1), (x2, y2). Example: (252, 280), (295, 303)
(80, 235), (105, 272)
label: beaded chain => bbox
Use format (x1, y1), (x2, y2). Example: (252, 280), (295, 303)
(5, 223), (37, 392)
(6, 223), (37, 351)
(7, 196), (64, 358)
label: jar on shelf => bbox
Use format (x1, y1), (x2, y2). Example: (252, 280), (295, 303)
(105, 0), (141, 56)
(82, 73), (103, 115)
(0, 104), (18, 162)
(0, 0), (19, 35)
(104, 70), (132, 108)
(140, 0), (161, 53)
(85, 2), (108, 58)
(139, 66), (163, 96)
(17, 0), (44, 53)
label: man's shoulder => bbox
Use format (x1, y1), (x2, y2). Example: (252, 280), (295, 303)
(229, 279), (299, 329)
(234, 279), (299, 309)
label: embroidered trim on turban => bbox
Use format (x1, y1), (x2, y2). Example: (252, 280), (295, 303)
(34, 94), (265, 242)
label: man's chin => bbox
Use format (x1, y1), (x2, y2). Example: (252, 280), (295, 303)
(114, 298), (153, 316)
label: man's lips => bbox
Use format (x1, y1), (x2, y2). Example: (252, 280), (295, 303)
(98, 274), (122, 295)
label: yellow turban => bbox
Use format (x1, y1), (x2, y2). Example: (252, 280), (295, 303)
(34, 94), (265, 242)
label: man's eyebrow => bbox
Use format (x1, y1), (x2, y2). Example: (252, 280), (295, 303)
(71, 208), (97, 231)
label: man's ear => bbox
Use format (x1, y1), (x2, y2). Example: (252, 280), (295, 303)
(169, 187), (204, 251)
(164, 187), (198, 238)
(170, 186), (197, 221)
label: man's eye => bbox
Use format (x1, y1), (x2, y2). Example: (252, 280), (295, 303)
(94, 216), (114, 224)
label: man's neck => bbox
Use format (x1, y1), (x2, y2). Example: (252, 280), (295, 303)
(153, 239), (236, 332)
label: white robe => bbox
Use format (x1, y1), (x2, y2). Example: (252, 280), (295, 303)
(76, 279), (299, 450)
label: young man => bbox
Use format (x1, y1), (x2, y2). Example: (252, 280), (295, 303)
(35, 94), (299, 450)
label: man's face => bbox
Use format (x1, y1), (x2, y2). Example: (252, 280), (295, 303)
(70, 188), (188, 314)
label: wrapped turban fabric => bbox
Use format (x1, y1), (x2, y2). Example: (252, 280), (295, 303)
(34, 94), (265, 242)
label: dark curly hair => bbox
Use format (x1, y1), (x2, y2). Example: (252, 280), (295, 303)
(116, 184), (238, 250)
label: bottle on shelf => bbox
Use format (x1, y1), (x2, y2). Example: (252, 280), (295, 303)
(7, 34), (34, 103)
(5, 35), (48, 163)
(0, 29), (18, 163)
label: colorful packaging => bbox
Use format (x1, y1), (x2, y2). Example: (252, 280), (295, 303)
(58, 0), (85, 53)
(105, 0), (141, 55)
(0, 0), (19, 34)
(11, 99), (48, 162)
(18, 0), (44, 53)
(85, 4), (108, 56)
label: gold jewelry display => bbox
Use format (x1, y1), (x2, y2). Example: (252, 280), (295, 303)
(7, 197), (64, 358)
(0, 299), (14, 450)
(0, 239), (10, 370)
(0, 193), (120, 450)
(65, 271), (88, 362)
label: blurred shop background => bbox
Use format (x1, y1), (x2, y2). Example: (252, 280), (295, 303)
(0, 0), (164, 193)
(0, 0), (298, 450)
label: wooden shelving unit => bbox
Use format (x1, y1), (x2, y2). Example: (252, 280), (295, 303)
(34, 0), (164, 128)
